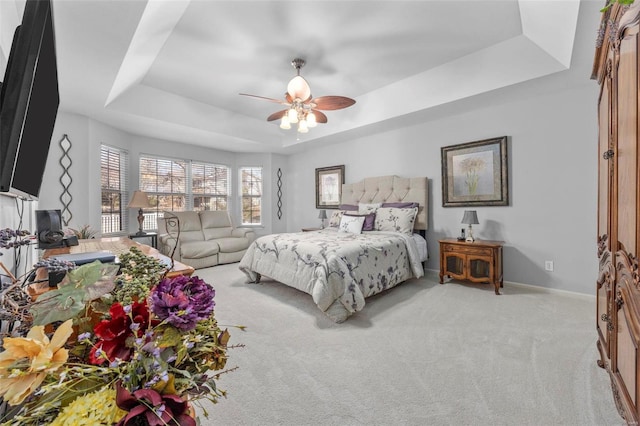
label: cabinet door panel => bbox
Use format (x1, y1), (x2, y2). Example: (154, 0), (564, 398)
(617, 296), (637, 407)
(616, 31), (638, 255)
(598, 73), (611, 248)
(467, 256), (492, 283)
(597, 282), (610, 353)
(444, 254), (465, 279)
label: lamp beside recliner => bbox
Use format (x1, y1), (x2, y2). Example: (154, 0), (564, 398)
(128, 191), (151, 236)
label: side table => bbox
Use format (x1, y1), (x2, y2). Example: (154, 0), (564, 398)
(128, 232), (157, 249)
(439, 238), (504, 295)
(301, 227), (322, 232)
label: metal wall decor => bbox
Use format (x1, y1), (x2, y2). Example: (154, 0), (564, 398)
(58, 134), (73, 226)
(277, 168), (283, 220)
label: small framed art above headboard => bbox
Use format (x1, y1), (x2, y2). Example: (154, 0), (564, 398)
(340, 175), (428, 230)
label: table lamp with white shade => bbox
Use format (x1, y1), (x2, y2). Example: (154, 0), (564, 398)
(128, 190), (151, 235)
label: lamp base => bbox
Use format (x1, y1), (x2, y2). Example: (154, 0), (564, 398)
(137, 208), (145, 235)
(465, 226), (475, 242)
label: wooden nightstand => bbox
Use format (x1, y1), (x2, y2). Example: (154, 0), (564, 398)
(439, 238), (504, 295)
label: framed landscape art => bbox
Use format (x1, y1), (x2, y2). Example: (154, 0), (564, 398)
(315, 165), (345, 209)
(441, 136), (508, 207)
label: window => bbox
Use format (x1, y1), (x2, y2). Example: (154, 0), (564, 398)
(240, 167), (262, 225)
(100, 145), (129, 234)
(139, 155), (230, 231)
(192, 162), (229, 211)
(139, 156), (187, 231)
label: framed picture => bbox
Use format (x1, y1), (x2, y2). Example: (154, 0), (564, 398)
(315, 165), (345, 209)
(441, 136), (508, 207)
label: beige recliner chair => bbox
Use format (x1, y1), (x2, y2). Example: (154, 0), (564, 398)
(157, 210), (256, 269)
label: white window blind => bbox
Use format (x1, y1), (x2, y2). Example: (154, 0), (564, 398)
(192, 162), (229, 211)
(100, 145), (129, 234)
(139, 155), (230, 230)
(240, 167), (262, 225)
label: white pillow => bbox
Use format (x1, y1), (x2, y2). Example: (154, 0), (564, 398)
(338, 215), (365, 234)
(374, 207), (418, 235)
(358, 202), (382, 214)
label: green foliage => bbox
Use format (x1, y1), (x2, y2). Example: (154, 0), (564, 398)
(66, 224), (98, 240)
(601, 0), (635, 12)
(29, 261), (119, 325)
(113, 246), (166, 304)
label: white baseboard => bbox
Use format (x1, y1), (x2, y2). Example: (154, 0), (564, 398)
(423, 268), (595, 301)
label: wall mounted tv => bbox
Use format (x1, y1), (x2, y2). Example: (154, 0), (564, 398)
(0, 0), (59, 199)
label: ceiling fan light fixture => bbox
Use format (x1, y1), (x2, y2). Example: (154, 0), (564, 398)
(240, 58), (355, 134)
(306, 112), (317, 128)
(288, 108), (299, 124)
(287, 75), (311, 101)
(280, 115), (291, 130)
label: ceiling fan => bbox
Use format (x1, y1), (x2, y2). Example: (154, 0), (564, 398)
(240, 58), (356, 133)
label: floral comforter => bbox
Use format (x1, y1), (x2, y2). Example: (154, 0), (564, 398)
(238, 228), (424, 322)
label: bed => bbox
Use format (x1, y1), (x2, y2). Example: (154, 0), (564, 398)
(239, 175), (428, 322)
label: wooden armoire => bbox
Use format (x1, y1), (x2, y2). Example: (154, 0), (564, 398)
(593, 2), (640, 423)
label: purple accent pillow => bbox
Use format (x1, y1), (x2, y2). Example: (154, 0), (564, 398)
(382, 202), (419, 208)
(345, 212), (376, 231)
(339, 204), (358, 211)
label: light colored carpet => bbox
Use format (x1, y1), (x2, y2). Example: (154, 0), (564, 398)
(193, 263), (622, 426)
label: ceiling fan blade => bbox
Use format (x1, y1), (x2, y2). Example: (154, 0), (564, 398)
(312, 96), (356, 110)
(310, 110), (328, 123)
(285, 93), (293, 103)
(239, 93), (289, 105)
(267, 110), (288, 122)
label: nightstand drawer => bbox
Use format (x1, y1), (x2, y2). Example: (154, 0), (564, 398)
(442, 244), (491, 256)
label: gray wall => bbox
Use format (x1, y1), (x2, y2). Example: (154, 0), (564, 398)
(2, 81), (600, 295)
(284, 83), (599, 294)
(1, 80), (600, 295)
(37, 112), (283, 238)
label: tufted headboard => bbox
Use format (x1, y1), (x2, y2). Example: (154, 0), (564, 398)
(341, 175), (428, 230)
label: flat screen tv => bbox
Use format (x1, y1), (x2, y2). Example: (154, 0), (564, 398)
(0, 0), (59, 199)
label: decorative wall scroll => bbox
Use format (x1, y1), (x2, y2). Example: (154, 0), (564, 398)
(58, 134), (72, 226)
(277, 168), (283, 220)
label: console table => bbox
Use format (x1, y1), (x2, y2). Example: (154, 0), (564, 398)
(44, 237), (194, 278)
(30, 237), (194, 300)
(128, 232), (157, 249)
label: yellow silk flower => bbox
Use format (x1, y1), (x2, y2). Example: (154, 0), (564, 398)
(0, 319), (73, 405)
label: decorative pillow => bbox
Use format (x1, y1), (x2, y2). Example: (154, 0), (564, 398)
(374, 207), (418, 235)
(344, 212), (376, 231)
(358, 202), (382, 214)
(328, 210), (346, 228)
(339, 204), (358, 211)
(382, 202), (419, 209)
(338, 215), (365, 234)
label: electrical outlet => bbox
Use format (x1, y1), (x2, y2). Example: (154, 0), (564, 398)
(544, 261), (554, 272)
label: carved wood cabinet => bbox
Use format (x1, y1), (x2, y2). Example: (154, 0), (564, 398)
(438, 239), (504, 295)
(593, 3), (640, 423)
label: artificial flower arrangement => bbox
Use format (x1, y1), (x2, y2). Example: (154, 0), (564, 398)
(0, 246), (238, 425)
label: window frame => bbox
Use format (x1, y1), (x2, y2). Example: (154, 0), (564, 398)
(100, 144), (129, 235)
(239, 166), (263, 226)
(138, 154), (231, 231)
